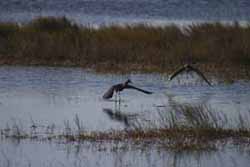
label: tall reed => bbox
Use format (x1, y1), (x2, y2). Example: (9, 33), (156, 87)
(0, 17), (250, 78)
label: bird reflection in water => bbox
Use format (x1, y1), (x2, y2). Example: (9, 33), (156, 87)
(102, 108), (138, 128)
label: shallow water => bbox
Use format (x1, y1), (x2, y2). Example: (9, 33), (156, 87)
(0, 66), (250, 167)
(0, 139), (250, 167)
(0, 66), (250, 131)
(0, 0), (250, 26)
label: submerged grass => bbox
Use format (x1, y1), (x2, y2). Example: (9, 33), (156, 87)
(1, 104), (250, 151)
(0, 17), (250, 79)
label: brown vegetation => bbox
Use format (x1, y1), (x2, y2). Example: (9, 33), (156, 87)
(0, 17), (250, 78)
(1, 104), (250, 151)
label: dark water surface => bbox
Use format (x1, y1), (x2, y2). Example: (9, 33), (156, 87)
(1, 0), (250, 26)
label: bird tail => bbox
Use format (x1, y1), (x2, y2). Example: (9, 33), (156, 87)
(103, 87), (114, 99)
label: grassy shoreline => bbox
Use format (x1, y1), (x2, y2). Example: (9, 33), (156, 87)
(0, 17), (250, 78)
(1, 104), (250, 151)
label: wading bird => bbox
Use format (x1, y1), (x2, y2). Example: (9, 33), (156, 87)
(103, 79), (153, 101)
(169, 64), (212, 86)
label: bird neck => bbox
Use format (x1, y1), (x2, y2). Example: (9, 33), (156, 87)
(123, 81), (130, 87)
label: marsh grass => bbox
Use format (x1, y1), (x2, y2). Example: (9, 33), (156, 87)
(1, 119), (29, 140)
(0, 17), (250, 79)
(1, 104), (250, 151)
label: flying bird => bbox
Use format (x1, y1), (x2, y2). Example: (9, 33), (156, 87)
(169, 64), (212, 86)
(103, 79), (153, 100)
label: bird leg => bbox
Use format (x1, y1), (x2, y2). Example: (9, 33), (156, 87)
(115, 99), (118, 110)
(114, 92), (118, 108)
(114, 92), (121, 110)
(118, 100), (121, 110)
(118, 91), (121, 105)
(115, 91), (117, 103)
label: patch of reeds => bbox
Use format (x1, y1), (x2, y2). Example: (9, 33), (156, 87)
(0, 17), (250, 78)
(1, 105), (250, 151)
(0, 120), (28, 140)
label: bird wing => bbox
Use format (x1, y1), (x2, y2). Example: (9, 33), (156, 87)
(187, 66), (212, 86)
(169, 66), (187, 81)
(169, 65), (212, 86)
(103, 86), (115, 99)
(125, 85), (153, 94)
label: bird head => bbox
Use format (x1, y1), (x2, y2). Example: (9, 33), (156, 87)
(125, 79), (132, 84)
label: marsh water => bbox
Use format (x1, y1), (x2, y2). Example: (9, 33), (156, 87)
(1, 0), (250, 26)
(1, 140), (250, 167)
(0, 66), (250, 130)
(0, 66), (250, 166)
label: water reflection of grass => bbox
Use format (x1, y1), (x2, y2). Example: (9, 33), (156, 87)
(0, 17), (250, 80)
(1, 105), (250, 151)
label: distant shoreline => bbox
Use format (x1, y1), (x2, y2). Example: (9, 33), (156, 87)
(1, 17), (250, 28)
(0, 17), (250, 79)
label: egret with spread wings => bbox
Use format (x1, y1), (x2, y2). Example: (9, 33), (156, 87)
(103, 79), (153, 101)
(169, 64), (212, 86)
